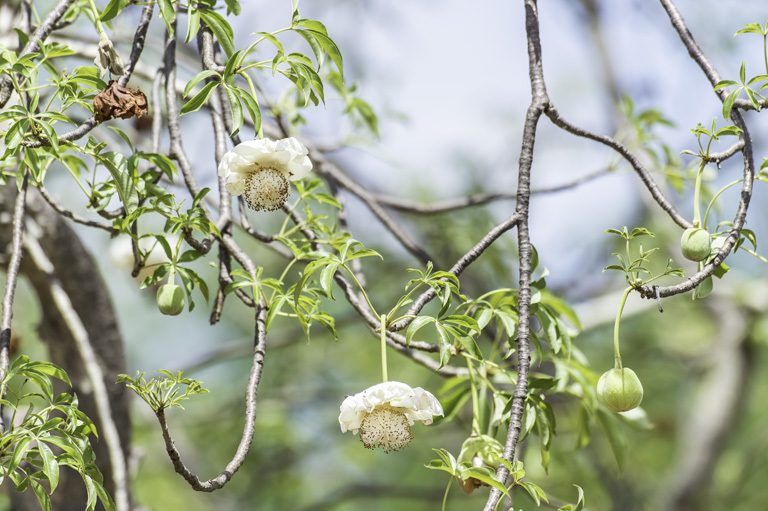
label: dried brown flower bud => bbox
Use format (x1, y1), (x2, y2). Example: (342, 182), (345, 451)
(93, 81), (148, 123)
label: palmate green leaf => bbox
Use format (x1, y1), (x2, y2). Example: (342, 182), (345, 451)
(435, 323), (452, 368)
(519, 480), (549, 506)
(224, 0), (241, 16)
(180, 80), (219, 115)
(405, 316), (433, 346)
(199, 9), (235, 57)
(100, 152), (139, 214)
(185, 6), (201, 44)
(224, 85), (243, 137)
(99, 0), (131, 21)
(595, 407), (627, 471)
(230, 86), (261, 135)
(736, 22), (768, 36)
(183, 70), (221, 98)
(722, 89), (740, 120)
(30, 478), (52, 511)
(557, 485), (586, 511)
(37, 441), (59, 493)
(157, 0), (175, 37)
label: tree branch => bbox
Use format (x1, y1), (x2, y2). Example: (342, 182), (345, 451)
(389, 212), (522, 332)
(0, 171), (29, 433)
(156, 305), (267, 491)
(485, 0), (545, 508)
(23, 222), (129, 511)
(544, 104), (691, 228)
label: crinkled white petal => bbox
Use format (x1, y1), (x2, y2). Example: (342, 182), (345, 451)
(339, 381), (444, 434)
(217, 137), (313, 192)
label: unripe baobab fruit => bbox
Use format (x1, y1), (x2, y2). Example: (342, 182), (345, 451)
(597, 367), (644, 413)
(681, 227), (711, 262)
(157, 283), (185, 316)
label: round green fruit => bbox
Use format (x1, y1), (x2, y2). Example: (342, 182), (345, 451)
(597, 367), (644, 413)
(157, 283), (185, 316)
(681, 227), (711, 262)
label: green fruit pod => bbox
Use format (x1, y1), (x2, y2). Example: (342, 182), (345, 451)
(597, 367), (644, 413)
(157, 283), (185, 316)
(681, 227), (711, 262)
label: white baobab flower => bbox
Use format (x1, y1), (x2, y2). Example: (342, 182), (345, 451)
(217, 137), (313, 211)
(339, 381), (444, 453)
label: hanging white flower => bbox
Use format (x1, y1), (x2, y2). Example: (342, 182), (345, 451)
(217, 137), (313, 211)
(339, 381), (444, 453)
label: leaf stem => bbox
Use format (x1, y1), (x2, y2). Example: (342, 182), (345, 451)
(380, 314), (388, 382)
(613, 286), (632, 369)
(692, 161), (706, 227)
(442, 475), (454, 511)
(702, 178), (742, 229)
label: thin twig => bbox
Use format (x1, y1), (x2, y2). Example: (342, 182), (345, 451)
(308, 149), (433, 264)
(23, 221), (129, 511)
(156, 305), (267, 491)
(0, 171), (29, 433)
(389, 212), (522, 332)
(704, 139), (745, 166)
(545, 104), (691, 229)
(37, 186), (117, 234)
(371, 166), (610, 215)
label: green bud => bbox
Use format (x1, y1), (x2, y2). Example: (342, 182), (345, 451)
(681, 227), (711, 262)
(597, 367), (644, 413)
(157, 284), (185, 316)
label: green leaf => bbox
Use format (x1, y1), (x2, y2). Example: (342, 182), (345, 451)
(199, 9), (235, 57)
(180, 81), (219, 115)
(225, 0), (242, 15)
(185, 6), (201, 44)
(30, 479), (52, 511)
(595, 407), (627, 471)
(319, 261), (339, 299)
(722, 89), (740, 120)
(100, 0), (130, 21)
(100, 152), (139, 214)
(224, 85), (243, 137)
(37, 441), (59, 493)
(157, 0), (175, 37)
(232, 86), (261, 135)
(183, 70), (220, 98)
(558, 485), (586, 511)
(405, 316), (433, 346)
(519, 480), (548, 505)
(435, 323), (452, 368)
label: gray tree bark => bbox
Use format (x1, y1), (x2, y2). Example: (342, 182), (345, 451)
(0, 184), (132, 510)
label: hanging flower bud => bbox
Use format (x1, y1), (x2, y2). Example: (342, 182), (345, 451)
(597, 367), (644, 413)
(157, 283), (185, 316)
(94, 38), (125, 77)
(681, 227), (711, 262)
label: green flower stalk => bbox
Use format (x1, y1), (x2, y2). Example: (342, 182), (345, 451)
(597, 286), (644, 413)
